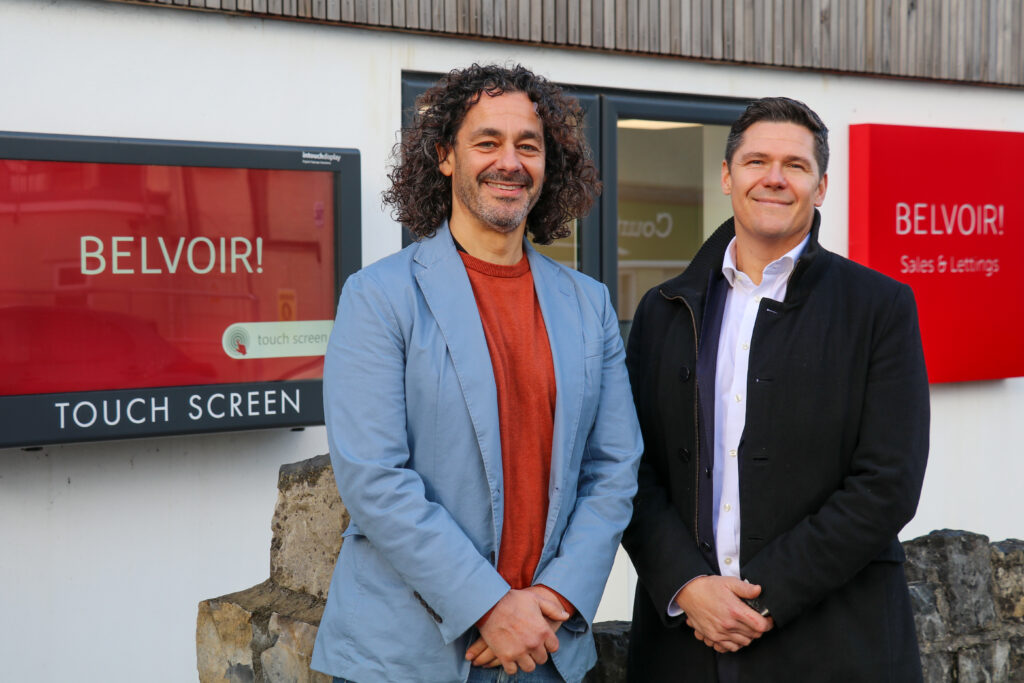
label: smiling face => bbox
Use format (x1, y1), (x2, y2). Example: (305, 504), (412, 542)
(722, 120), (828, 257)
(438, 90), (546, 239)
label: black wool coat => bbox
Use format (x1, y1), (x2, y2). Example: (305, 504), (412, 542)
(621, 212), (930, 682)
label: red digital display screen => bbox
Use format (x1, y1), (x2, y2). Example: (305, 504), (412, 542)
(1, 160), (337, 395)
(849, 124), (1024, 383)
(0, 133), (360, 448)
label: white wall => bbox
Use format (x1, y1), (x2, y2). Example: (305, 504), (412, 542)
(2, 1), (1022, 681)
(0, 428), (328, 681)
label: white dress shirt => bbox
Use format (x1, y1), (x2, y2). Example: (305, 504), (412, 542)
(667, 232), (808, 616)
(713, 233), (809, 577)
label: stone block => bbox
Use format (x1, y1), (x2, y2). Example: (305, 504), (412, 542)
(583, 621), (630, 683)
(956, 641), (1011, 683)
(260, 613), (331, 683)
(1009, 636), (1024, 681)
(904, 530), (998, 635)
(271, 454), (349, 599)
(909, 580), (948, 643)
(920, 651), (954, 683)
(992, 540), (1024, 623)
(197, 600), (256, 683)
(197, 579), (326, 683)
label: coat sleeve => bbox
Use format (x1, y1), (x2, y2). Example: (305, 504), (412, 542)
(620, 289), (717, 626)
(741, 283), (930, 627)
(533, 284), (644, 630)
(323, 269), (510, 644)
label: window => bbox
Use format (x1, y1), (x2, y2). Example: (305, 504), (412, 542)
(401, 74), (747, 334)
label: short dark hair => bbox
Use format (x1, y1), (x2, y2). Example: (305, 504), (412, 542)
(382, 63), (600, 244)
(724, 97), (829, 176)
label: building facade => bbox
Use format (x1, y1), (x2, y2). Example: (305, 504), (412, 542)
(1, 0), (1022, 680)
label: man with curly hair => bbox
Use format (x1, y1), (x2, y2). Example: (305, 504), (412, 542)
(312, 64), (642, 683)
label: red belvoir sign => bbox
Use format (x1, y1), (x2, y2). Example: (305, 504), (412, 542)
(849, 123), (1023, 383)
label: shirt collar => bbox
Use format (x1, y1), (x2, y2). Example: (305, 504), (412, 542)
(721, 232), (811, 288)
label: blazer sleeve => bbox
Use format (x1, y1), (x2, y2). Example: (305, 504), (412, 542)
(532, 284), (644, 629)
(741, 283), (930, 627)
(323, 269), (510, 644)
(620, 289), (717, 626)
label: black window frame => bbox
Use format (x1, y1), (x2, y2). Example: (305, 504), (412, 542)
(399, 72), (749, 314)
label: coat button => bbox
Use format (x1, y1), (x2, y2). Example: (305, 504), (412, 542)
(678, 366), (691, 382)
(677, 447), (690, 462)
(704, 466), (712, 478)
(700, 541), (712, 553)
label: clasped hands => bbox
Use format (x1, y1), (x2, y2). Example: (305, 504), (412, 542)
(464, 585), (569, 675)
(676, 576), (774, 654)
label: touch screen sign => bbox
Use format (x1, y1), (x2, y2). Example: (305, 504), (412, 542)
(0, 134), (360, 448)
(849, 124), (1023, 383)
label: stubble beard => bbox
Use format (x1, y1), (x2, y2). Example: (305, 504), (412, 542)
(454, 169), (542, 235)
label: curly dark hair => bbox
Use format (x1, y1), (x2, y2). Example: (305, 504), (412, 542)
(382, 64), (601, 244)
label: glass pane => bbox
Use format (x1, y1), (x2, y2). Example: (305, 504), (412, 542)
(0, 161), (337, 395)
(616, 119), (732, 329)
(533, 219), (579, 270)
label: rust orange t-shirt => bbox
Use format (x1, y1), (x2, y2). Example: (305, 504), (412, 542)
(459, 250), (572, 615)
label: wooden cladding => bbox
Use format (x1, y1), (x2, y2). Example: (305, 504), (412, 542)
(124, 0), (1023, 86)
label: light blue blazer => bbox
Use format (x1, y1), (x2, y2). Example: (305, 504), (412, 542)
(311, 223), (642, 683)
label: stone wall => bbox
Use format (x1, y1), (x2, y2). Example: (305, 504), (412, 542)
(197, 455), (1024, 682)
(904, 530), (1024, 681)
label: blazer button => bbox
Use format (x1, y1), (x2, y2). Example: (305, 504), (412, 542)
(678, 366), (691, 382)
(704, 466), (712, 479)
(677, 447), (691, 462)
(700, 541), (713, 553)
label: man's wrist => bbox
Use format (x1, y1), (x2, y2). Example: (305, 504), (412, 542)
(668, 574), (707, 617)
(534, 584), (576, 618)
(475, 590), (510, 629)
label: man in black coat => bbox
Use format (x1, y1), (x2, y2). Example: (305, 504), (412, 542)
(621, 97), (930, 682)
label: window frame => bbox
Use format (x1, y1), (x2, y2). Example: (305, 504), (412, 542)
(599, 92), (747, 313)
(399, 73), (749, 314)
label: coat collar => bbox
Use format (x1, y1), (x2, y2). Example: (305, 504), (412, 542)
(659, 209), (831, 313)
(524, 240), (583, 547)
(413, 222), (503, 508)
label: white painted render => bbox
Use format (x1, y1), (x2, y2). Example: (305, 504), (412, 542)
(1, 1), (1022, 681)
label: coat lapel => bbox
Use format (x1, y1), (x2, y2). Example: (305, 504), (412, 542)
(413, 228), (585, 552)
(526, 244), (584, 545)
(413, 225), (504, 516)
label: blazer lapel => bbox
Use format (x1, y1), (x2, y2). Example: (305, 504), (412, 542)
(527, 245), (584, 546)
(414, 225), (504, 516)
